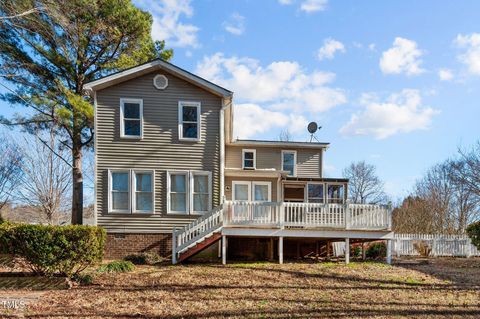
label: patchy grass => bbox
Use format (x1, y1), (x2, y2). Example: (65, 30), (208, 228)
(6, 258), (480, 318)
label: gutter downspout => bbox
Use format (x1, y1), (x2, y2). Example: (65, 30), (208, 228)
(219, 97), (229, 203)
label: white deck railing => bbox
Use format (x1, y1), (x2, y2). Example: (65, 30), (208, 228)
(224, 201), (392, 231)
(172, 204), (224, 263)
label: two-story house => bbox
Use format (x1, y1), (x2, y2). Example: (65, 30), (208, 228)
(84, 59), (394, 264)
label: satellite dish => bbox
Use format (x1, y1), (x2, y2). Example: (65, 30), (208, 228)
(307, 122), (321, 142)
(307, 122), (318, 134)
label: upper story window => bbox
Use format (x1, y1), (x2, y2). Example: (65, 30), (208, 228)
(282, 150), (297, 177)
(242, 149), (256, 170)
(120, 98), (143, 138)
(178, 101), (201, 141)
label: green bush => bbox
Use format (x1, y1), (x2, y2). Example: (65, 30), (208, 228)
(98, 260), (135, 273)
(366, 242), (386, 259)
(467, 221), (480, 249)
(124, 252), (164, 265)
(0, 223), (105, 277)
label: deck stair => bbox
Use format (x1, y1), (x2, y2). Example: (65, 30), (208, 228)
(172, 204), (224, 264)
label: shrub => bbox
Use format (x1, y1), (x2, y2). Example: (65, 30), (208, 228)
(351, 245), (361, 258)
(98, 260), (135, 273)
(0, 223), (105, 277)
(366, 242), (386, 259)
(72, 273), (95, 285)
(124, 252), (164, 265)
(467, 221), (480, 249)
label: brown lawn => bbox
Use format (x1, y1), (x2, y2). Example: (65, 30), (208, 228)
(1, 258), (480, 318)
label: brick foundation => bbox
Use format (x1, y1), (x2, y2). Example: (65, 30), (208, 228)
(105, 233), (172, 259)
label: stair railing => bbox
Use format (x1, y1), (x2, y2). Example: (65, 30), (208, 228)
(172, 203), (224, 264)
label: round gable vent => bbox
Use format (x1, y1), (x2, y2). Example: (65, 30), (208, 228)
(153, 74), (168, 90)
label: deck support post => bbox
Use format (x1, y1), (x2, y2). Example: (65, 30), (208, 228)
(386, 239), (392, 265)
(269, 238), (274, 261)
(172, 227), (177, 265)
(278, 237), (284, 264)
(222, 235), (227, 265)
(345, 238), (350, 264)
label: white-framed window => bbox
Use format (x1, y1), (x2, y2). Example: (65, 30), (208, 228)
(191, 171), (212, 213)
(167, 171), (189, 214)
(133, 171), (154, 213)
(167, 170), (212, 215)
(327, 184), (345, 204)
(232, 181), (272, 202)
(242, 149), (256, 170)
(178, 101), (201, 141)
(252, 181), (271, 202)
(120, 98), (143, 138)
(281, 150), (297, 177)
(108, 170), (131, 213)
(232, 181), (251, 201)
(307, 183), (325, 203)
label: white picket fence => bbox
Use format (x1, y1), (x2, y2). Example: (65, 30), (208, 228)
(331, 233), (479, 258)
(393, 233), (480, 257)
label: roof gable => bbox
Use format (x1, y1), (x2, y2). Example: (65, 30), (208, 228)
(84, 59), (232, 98)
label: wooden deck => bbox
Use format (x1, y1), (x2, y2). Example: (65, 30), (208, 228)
(172, 201), (394, 264)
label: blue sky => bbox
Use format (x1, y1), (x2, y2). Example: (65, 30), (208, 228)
(2, 0), (479, 201)
(131, 0), (480, 199)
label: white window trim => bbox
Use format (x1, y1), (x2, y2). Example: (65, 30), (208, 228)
(281, 150), (297, 177)
(306, 182), (325, 203)
(252, 181), (272, 202)
(178, 101), (201, 142)
(190, 171), (212, 214)
(167, 170), (189, 215)
(232, 181), (252, 201)
(132, 170), (155, 214)
(120, 98), (143, 139)
(242, 149), (256, 170)
(108, 169), (131, 214)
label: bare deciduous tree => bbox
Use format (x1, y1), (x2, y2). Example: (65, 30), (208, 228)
(393, 156), (480, 234)
(16, 130), (71, 225)
(342, 161), (388, 204)
(0, 135), (22, 211)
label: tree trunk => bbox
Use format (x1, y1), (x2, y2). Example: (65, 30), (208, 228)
(71, 139), (83, 225)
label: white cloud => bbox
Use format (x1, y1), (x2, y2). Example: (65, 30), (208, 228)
(455, 33), (480, 75)
(134, 0), (199, 48)
(195, 53), (346, 113)
(278, 0), (293, 4)
(340, 89), (438, 139)
(233, 104), (307, 139)
(300, 0), (328, 12)
(317, 38), (346, 60)
(196, 53), (346, 140)
(438, 68), (454, 81)
(368, 43), (376, 51)
(379, 37), (425, 76)
(223, 13), (245, 36)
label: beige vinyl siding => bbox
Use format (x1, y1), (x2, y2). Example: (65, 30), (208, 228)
(225, 176), (279, 202)
(96, 70), (222, 233)
(225, 145), (322, 178)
